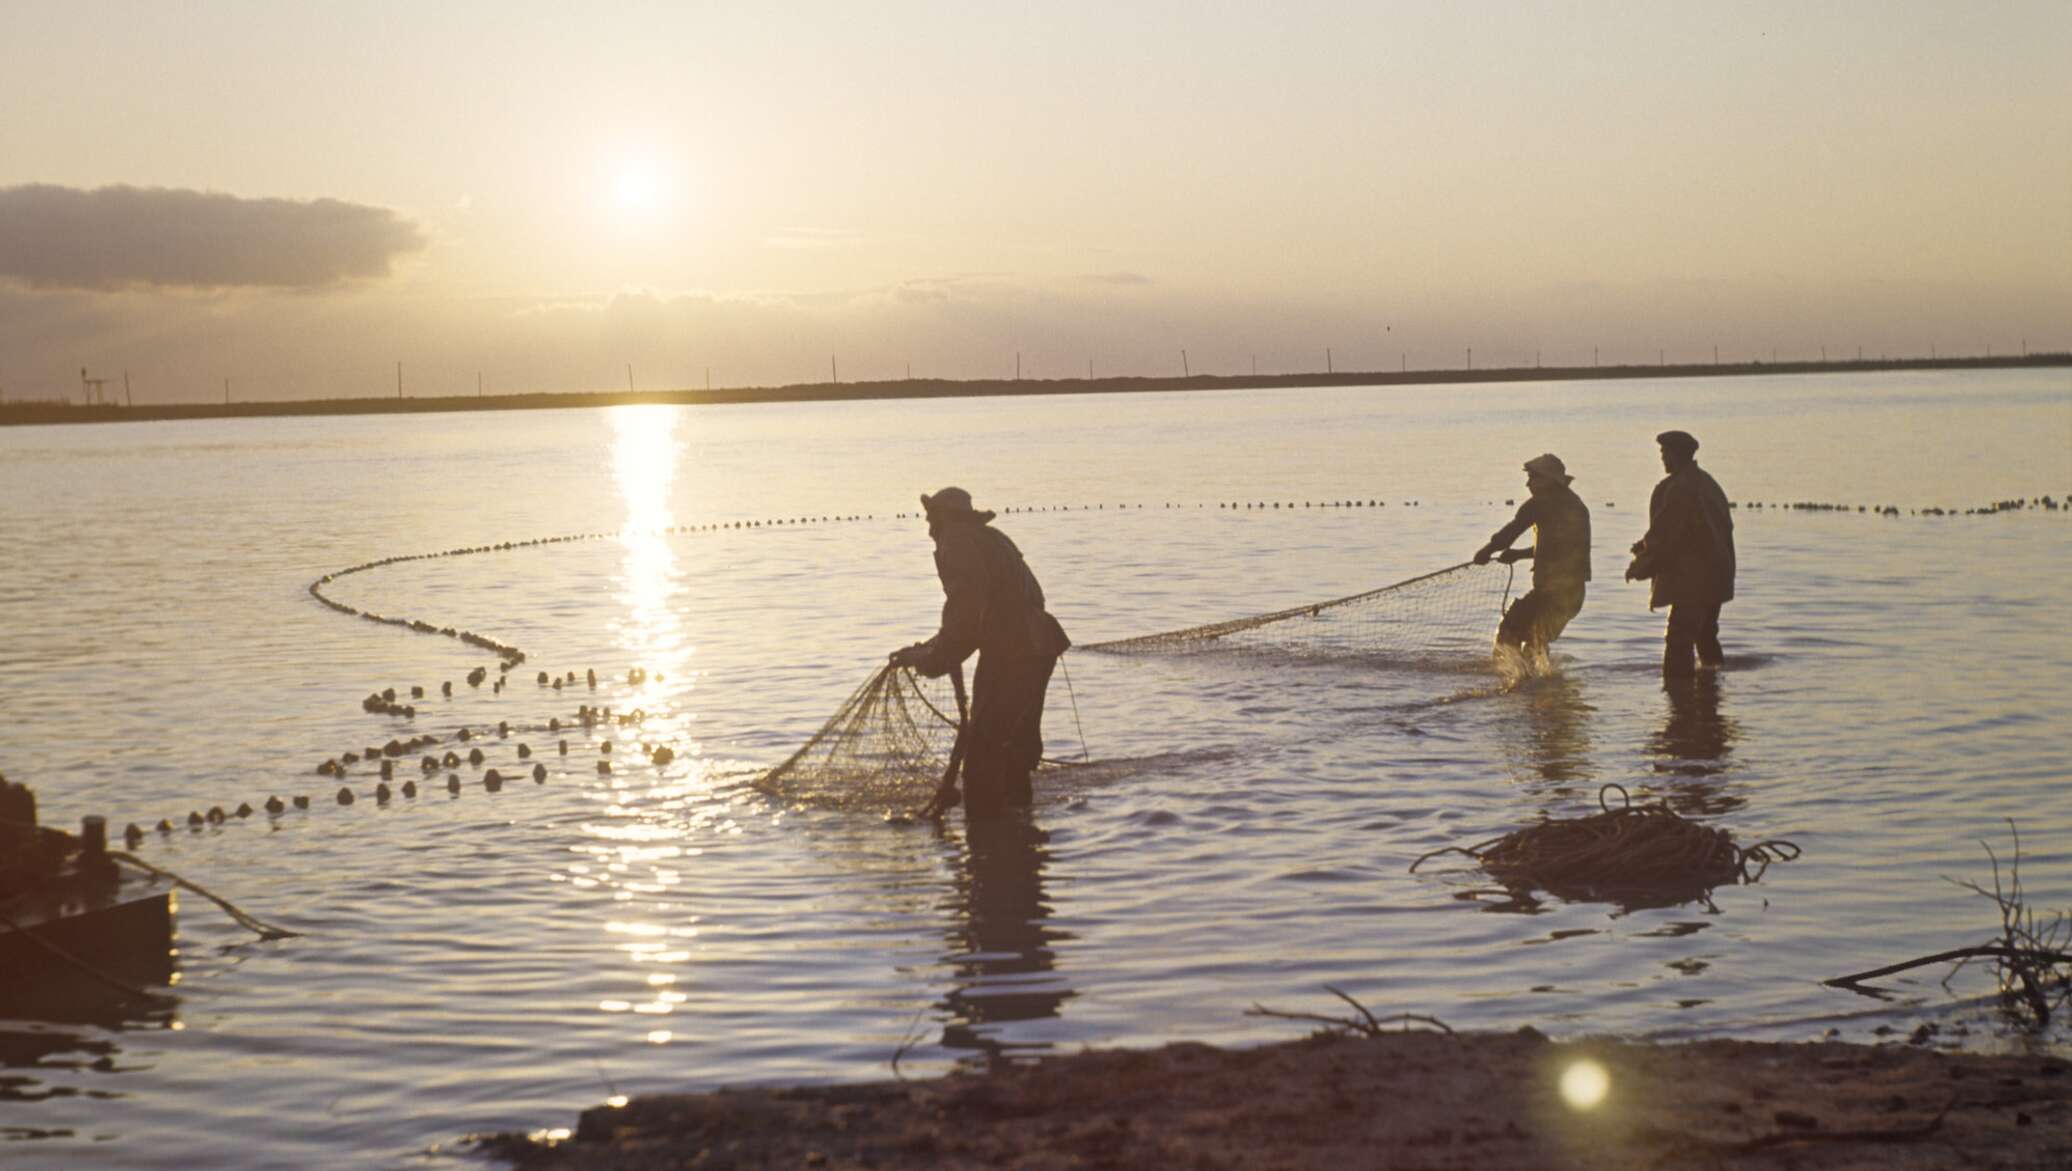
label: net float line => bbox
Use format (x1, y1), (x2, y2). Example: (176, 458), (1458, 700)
(306, 491), (2065, 708)
(108, 689), (692, 855)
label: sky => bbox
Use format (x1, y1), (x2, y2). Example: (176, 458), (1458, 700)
(1, 1), (2067, 403)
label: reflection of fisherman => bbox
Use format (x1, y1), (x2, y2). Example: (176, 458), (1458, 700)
(1474, 453), (1591, 661)
(1652, 674), (1736, 776)
(890, 488), (1070, 817)
(1626, 431), (1736, 677)
(939, 811), (1070, 1061)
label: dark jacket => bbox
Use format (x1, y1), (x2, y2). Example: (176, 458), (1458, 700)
(917, 520), (1069, 676)
(1630, 464), (1735, 609)
(1487, 484), (1592, 591)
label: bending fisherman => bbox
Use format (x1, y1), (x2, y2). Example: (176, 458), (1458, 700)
(1475, 453), (1592, 665)
(891, 487), (1070, 816)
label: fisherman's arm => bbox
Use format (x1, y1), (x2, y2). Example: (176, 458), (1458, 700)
(1475, 500), (1538, 564)
(1627, 480), (1689, 580)
(893, 540), (986, 676)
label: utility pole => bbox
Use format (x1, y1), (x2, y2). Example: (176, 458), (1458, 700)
(1400, 352), (1406, 373)
(124, 370), (132, 407)
(1251, 354), (1257, 377)
(1088, 358), (1093, 380)
(397, 361), (403, 399)
(904, 361), (910, 381)
(1326, 347), (1333, 374)
(707, 367), (713, 390)
(1713, 345), (1719, 365)
(626, 363), (635, 392)
(1016, 351), (1021, 381)
(1181, 349), (1189, 377)
(1466, 347), (1472, 370)
(224, 377), (231, 405)
(831, 355), (838, 384)
(1593, 346), (1599, 367)
(477, 371), (483, 397)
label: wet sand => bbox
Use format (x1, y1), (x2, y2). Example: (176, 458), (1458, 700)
(481, 1029), (2069, 1170)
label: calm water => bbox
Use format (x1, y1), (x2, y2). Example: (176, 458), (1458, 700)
(2, 369), (2069, 1168)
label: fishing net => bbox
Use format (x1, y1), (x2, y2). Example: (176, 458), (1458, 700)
(761, 561), (1515, 812)
(756, 664), (963, 811)
(1410, 784), (1800, 911)
(1079, 561), (1510, 664)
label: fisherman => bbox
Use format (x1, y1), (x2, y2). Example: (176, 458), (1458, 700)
(890, 487), (1070, 816)
(1625, 430), (1736, 676)
(1474, 453), (1592, 666)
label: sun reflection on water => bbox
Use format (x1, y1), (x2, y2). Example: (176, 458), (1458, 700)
(608, 404), (693, 701)
(588, 405), (707, 1041)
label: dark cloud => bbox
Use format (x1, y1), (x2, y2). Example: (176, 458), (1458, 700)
(0, 184), (425, 290)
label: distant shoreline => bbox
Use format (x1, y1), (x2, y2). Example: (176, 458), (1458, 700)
(3, 353), (2065, 427)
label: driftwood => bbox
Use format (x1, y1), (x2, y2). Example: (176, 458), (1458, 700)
(1826, 823), (2070, 1026)
(1246, 985), (1455, 1038)
(1825, 946), (2072, 989)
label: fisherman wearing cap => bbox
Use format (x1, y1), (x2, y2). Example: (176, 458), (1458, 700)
(891, 488), (1070, 816)
(1474, 454), (1593, 664)
(1626, 430), (1736, 676)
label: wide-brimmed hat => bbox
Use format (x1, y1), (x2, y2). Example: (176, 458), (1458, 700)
(920, 486), (996, 524)
(1522, 453), (1573, 485)
(1656, 430), (1700, 456)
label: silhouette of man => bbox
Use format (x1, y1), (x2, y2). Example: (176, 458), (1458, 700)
(1475, 453), (1591, 664)
(1625, 430), (1736, 676)
(891, 488), (1069, 816)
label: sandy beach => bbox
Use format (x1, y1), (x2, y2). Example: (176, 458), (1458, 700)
(480, 1028), (2070, 1170)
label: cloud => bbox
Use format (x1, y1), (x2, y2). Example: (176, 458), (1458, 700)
(1078, 270), (1153, 285)
(0, 184), (426, 290)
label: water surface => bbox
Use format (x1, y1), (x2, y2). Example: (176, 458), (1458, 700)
(2, 369), (2068, 1168)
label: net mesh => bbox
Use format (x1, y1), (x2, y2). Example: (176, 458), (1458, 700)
(756, 664), (962, 811)
(1079, 561), (1510, 664)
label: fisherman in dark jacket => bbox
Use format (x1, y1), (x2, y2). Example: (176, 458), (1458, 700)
(1625, 430), (1736, 677)
(891, 487), (1070, 816)
(1475, 453), (1592, 666)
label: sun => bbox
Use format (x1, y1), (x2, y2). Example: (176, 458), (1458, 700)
(611, 157), (663, 217)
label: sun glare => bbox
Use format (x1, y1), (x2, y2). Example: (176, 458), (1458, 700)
(1559, 1059), (1611, 1111)
(612, 159), (662, 216)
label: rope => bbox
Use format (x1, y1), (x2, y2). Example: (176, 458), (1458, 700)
(1058, 655), (1091, 763)
(111, 852), (300, 941)
(1408, 785), (1800, 908)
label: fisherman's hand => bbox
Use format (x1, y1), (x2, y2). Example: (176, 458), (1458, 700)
(1497, 548), (1529, 564)
(1624, 557), (1649, 582)
(888, 643), (927, 670)
(1472, 546), (1494, 565)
